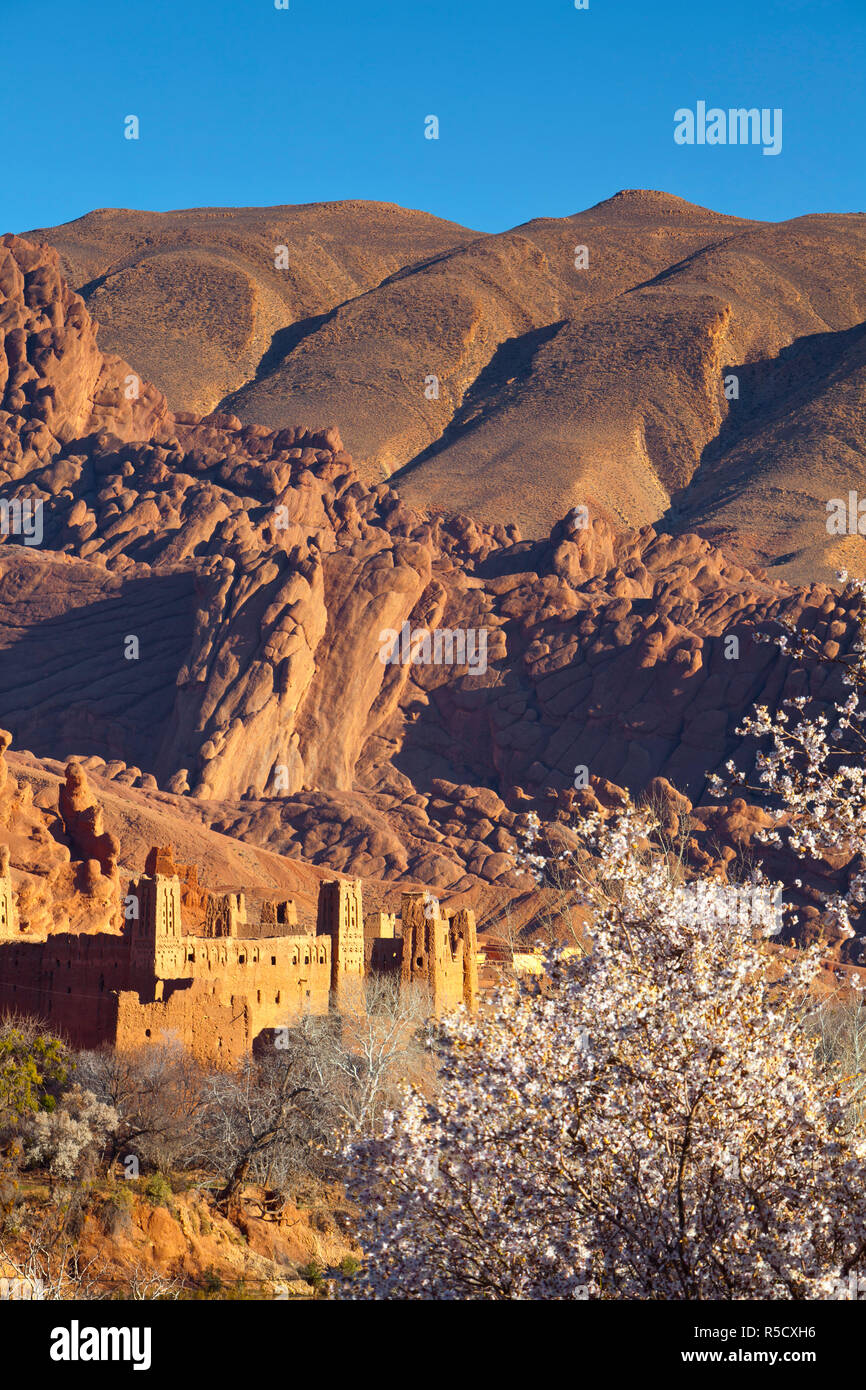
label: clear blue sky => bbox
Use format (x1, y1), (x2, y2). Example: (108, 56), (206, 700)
(2, 0), (864, 234)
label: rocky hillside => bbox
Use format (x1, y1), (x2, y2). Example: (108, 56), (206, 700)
(4, 1176), (357, 1300)
(24, 201), (476, 425)
(1, 230), (865, 933)
(25, 192), (866, 582)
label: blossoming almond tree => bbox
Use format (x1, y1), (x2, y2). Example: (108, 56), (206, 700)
(708, 573), (866, 945)
(346, 803), (866, 1299)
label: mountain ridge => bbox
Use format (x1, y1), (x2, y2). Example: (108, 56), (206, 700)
(23, 190), (866, 582)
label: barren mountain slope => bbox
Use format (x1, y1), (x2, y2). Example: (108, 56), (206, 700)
(219, 191), (753, 483)
(24, 201), (479, 419)
(394, 207), (866, 579)
(26, 192), (866, 579)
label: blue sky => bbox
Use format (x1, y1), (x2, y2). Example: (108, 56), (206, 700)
(2, 0), (864, 233)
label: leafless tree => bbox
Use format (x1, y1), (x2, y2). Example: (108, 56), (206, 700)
(201, 1055), (325, 1205)
(74, 1039), (207, 1173)
(0, 1206), (103, 1300)
(298, 977), (434, 1136)
(125, 1263), (187, 1300)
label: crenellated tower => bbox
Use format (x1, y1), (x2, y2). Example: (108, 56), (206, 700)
(399, 892), (478, 1016)
(128, 847), (183, 984)
(318, 877), (364, 1004)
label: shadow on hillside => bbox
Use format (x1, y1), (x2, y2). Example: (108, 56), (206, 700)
(392, 320), (567, 481)
(0, 569), (196, 774)
(660, 318), (866, 534)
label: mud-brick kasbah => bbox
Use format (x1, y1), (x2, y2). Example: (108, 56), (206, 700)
(0, 738), (478, 1061)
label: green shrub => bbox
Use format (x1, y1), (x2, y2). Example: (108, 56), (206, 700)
(300, 1258), (324, 1290)
(143, 1172), (172, 1207)
(0, 1023), (68, 1128)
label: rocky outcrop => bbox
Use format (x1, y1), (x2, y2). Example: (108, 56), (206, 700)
(0, 235), (170, 479)
(1, 233), (864, 913)
(0, 733), (121, 934)
(59, 761), (119, 878)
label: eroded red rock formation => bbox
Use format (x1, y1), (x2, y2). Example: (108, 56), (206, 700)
(0, 232), (862, 927)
